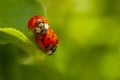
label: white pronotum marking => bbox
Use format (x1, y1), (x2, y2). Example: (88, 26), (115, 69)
(36, 26), (41, 33)
(44, 23), (49, 29)
(47, 50), (53, 55)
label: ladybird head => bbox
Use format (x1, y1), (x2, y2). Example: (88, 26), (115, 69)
(28, 15), (49, 34)
(47, 45), (57, 55)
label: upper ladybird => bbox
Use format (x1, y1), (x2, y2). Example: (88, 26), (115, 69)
(28, 15), (48, 30)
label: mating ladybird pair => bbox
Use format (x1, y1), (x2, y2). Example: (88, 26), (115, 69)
(28, 16), (59, 55)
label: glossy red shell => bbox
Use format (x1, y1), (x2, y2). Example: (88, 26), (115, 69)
(28, 15), (48, 30)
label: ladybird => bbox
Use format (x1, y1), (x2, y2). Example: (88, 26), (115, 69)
(28, 15), (59, 55)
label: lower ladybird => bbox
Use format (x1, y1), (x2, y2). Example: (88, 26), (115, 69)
(28, 15), (59, 55)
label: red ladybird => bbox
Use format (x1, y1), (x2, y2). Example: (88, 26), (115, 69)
(28, 15), (59, 55)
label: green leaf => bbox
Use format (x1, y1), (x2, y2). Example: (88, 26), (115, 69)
(0, 0), (46, 64)
(0, 28), (30, 44)
(0, 28), (44, 64)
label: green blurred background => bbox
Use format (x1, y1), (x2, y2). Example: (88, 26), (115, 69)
(0, 0), (120, 80)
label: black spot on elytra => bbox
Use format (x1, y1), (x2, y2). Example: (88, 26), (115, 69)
(52, 35), (54, 38)
(48, 38), (50, 41)
(45, 44), (50, 49)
